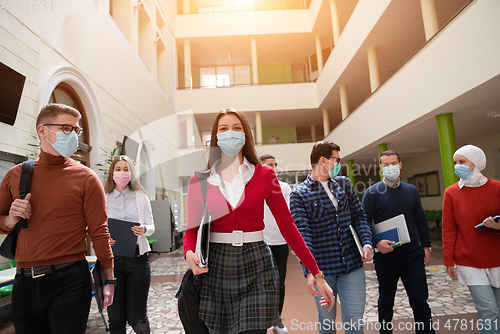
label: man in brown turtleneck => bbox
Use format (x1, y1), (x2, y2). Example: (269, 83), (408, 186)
(0, 103), (114, 334)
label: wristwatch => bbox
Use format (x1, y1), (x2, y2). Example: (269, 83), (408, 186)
(313, 271), (324, 280)
(104, 279), (117, 285)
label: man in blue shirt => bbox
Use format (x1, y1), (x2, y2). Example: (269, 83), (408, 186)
(291, 141), (372, 334)
(362, 150), (435, 334)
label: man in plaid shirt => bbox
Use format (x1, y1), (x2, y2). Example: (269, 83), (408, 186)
(290, 141), (372, 334)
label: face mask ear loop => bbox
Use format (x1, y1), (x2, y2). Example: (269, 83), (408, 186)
(43, 125), (56, 145)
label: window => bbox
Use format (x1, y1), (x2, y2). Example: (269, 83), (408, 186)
(200, 65), (250, 88)
(0, 151), (26, 183)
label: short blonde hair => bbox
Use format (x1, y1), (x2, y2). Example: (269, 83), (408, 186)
(104, 155), (150, 198)
(36, 103), (81, 127)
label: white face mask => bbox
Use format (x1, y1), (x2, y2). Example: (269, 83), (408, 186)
(382, 165), (400, 181)
(45, 127), (79, 158)
(217, 130), (245, 156)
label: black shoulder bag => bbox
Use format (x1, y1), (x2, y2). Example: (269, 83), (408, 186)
(0, 160), (36, 260)
(176, 171), (210, 334)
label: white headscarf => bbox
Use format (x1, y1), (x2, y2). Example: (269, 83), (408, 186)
(453, 145), (488, 189)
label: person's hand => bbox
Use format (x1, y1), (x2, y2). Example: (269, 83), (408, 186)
(186, 250), (209, 275)
(446, 266), (458, 280)
(109, 238), (116, 246)
(5, 193), (32, 229)
(314, 276), (335, 312)
(483, 216), (500, 230)
(132, 224), (146, 236)
(306, 273), (322, 297)
(376, 240), (395, 254)
(306, 273), (335, 312)
(361, 245), (372, 262)
(102, 284), (115, 309)
(424, 248), (431, 266)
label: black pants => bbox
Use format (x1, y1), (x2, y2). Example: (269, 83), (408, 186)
(11, 260), (92, 334)
(108, 254), (151, 334)
(374, 248), (435, 334)
(269, 244), (289, 315)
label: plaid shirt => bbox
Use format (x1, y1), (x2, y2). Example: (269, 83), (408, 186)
(290, 175), (372, 276)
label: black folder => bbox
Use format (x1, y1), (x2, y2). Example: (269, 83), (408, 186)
(108, 218), (140, 258)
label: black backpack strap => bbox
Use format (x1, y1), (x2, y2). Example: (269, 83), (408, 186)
(19, 160), (35, 229)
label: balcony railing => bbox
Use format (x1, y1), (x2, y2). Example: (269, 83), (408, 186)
(177, 0), (312, 14)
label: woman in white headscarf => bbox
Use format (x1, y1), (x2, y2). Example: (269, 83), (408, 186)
(442, 145), (500, 334)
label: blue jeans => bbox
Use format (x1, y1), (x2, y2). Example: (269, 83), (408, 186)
(11, 260), (92, 334)
(468, 285), (500, 334)
(314, 266), (366, 334)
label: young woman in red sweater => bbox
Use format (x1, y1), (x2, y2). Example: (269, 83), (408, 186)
(442, 145), (500, 334)
(183, 108), (334, 334)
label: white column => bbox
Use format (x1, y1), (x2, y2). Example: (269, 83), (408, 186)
(251, 38), (259, 85)
(307, 56), (312, 81)
(311, 125), (317, 142)
(367, 47), (380, 93)
(184, 40), (192, 89)
(322, 109), (330, 137)
(420, 0), (439, 41)
(315, 34), (323, 74)
(340, 85), (349, 120)
(255, 112), (262, 144)
(329, 0), (341, 45)
(183, 0), (190, 14)
(186, 114), (194, 148)
(131, 0), (139, 56)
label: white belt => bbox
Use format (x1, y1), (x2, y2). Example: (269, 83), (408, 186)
(210, 230), (264, 247)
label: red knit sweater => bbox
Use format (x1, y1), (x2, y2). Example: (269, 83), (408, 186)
(442, 179), (500, 268)
(184, 165), (321, 276)
(0, 150), (113, 270)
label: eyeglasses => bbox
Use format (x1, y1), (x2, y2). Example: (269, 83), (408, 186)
(44, 124), (84, 136)
(329, 156), (341, 164)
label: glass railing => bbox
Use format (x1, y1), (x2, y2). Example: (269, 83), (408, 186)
(176, 79), (316, 90)
(178, 139), (318, 150)
(177, 0), (312, 14)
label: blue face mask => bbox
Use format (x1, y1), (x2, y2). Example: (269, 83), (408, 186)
(274, 168), (279, 176)
(328, 163), (341, 178)
(217, 130), (245, 157)
(45, 127), (79, 158)
(455, 164), (472, 179)
(382, 165), (400, 181)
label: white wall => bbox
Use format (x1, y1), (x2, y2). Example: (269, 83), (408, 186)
(176, 83), (318, 114)
(174, 0), (324, 38)
(315, 0), (391, 103)
(325, 0), (500, 158)
(0, 1), (179, 191)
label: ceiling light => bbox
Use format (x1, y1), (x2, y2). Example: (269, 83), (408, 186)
(228, 50), (232, 61)
(487, 111), (500, 118)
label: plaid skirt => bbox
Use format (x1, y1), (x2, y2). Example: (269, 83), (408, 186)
(199, 241), (279, 334)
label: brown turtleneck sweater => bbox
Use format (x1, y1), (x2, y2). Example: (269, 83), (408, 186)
(0, 150), (113, 270)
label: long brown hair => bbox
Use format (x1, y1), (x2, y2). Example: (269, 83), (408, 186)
(104, 155), (150, 198)
(207, 108), (261, 169)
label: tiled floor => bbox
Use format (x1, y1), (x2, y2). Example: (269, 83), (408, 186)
(0, 236), (485, 333)
(84, 244), (483, 334)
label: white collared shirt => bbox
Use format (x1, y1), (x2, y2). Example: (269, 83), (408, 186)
(208, 157), (255, 209)
(106, 187), (138, 222)
(383, 177), (401, 188)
